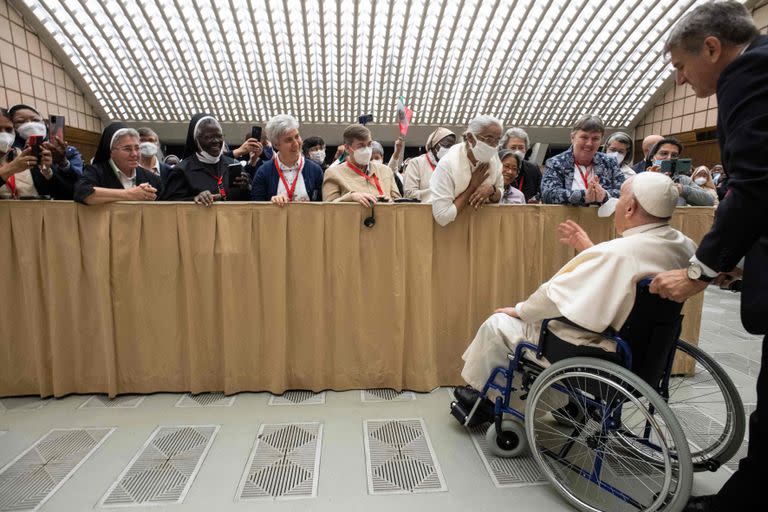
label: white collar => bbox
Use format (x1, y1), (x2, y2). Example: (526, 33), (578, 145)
(621, 222), (668, 237)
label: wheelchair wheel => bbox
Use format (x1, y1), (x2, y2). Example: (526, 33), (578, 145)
(663, 340), (745, 471)
(485, 420), (528, 458)
(525, 358), (693, 512)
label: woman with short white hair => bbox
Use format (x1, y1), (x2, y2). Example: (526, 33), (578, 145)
(429, 115), (504, 226)
(74, 122), (162, 204)
(251, 114), (324, 204)
(604, 131), (636, 179)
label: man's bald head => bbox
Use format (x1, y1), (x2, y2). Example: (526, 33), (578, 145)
(642, 135), (664, 158)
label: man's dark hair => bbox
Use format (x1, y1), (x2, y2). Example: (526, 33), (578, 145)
(302, 136), (325, 155)
(647, 137), (684, 162)
(664, 1), (759, 53)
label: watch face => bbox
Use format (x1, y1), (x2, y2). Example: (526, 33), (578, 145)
(687, 264), (702, 280)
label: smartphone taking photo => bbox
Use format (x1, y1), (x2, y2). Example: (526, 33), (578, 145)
(49, 115), (65, 141)
(228, 163), (245, 189)
(251, 125), (262, 141)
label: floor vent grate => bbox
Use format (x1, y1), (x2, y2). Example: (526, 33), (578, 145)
(269, 391), (326, 406)
(0, 427), (114, 511)
(361, 389), (416, 402)
(237, 422), (322, 501)
(175, 393), (235, 408)
(79, 395), (145, 409)
(363, 418), (446, 494)
(0, 398), (50, 412)
(468, 424), (545, 487)
(100, 425), (218, 507)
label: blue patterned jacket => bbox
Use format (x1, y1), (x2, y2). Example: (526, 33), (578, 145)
(541, 148), (625, 205)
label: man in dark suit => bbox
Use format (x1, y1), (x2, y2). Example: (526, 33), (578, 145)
(650, 2), (768, 510)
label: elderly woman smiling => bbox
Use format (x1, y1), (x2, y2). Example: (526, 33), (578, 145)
(250, 114), (324, 205)
(160, 113), (253, 205)
(541, 115), (625, 205)
(498, 149), (526, 204)
(74, 123), (162, 204)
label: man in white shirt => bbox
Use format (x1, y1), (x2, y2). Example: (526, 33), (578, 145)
(455, 173), (696, 420)
(430, 115), (504, 226)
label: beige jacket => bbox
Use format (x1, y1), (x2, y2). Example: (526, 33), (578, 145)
(403, 153), (437, 201)
(323, 161), (402, 202)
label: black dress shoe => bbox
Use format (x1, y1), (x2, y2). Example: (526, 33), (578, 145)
(453, 386), (495, 425)
(683, 495), (713, 512)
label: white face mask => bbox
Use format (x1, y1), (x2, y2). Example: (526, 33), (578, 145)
(353, 146), (373, 166)
(309, 149), (325, 164)
(139, 142), (158, 157)
(607, 151), (624, 164)
(435, 146), (450, 160)
(0, 131), (15, 153)
(197, 146), (222, 164)
(470, 134), (496, 163)
(694, 177), (707, 185)
(16, 121), (47, 140)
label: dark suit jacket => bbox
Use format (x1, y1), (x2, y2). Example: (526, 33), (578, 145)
(695, 35), (768, 334)
(515, 160), (542, 201)
(250, 158), (324, 201)
(74, 162), (162, 204)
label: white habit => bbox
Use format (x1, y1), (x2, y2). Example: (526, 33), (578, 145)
(461, 222), (697, 390)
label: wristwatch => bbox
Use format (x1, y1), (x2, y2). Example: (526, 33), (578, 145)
(687, 262), (714, 282)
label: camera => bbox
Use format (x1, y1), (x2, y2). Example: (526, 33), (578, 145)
(660, 158), (692, 177)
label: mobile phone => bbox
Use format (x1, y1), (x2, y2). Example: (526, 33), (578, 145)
(27, 134), (44, 165)
(250, 125), (262, 141)
(358, 114), (373, 125)
(660, 158), (692, 177)
(49, 115), (65, 141)
(228, 163), (244, 188)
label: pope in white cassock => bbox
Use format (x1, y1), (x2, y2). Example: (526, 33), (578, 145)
(455, 172), (697, 419)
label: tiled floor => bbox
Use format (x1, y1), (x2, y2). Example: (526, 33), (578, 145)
(0, 286), (760, 511)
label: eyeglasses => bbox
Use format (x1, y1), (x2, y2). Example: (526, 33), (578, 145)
(475, 133), (501, 146)
(115, 145), (140, 153)
(506, 144), (526, 152)
(656, 150), (680, 159)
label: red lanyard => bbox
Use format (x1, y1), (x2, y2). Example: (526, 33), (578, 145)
(211, 170), (226, 198)
(346, 161), (383, 195)
(275, 156), (304, 201)
(575, 163), (593, 189)
(426, 152), (436, 171)
(515, 174), (524, 192)
(6, 175), (17, 198)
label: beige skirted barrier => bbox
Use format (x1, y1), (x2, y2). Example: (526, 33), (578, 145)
(0, 202), (715, 398)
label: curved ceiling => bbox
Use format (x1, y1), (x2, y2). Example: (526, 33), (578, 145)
(19, 0), (723, 129)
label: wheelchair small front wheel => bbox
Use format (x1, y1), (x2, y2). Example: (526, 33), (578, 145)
(485, 420), (528, 458)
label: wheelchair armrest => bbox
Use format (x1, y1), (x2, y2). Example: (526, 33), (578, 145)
(540, 317), (617, 339)
(537, 317), (632, 369)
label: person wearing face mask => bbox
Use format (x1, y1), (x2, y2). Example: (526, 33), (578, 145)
(711, 163), (724, 185)
(603, 131), (636, 179)
(302, 136), (328, 171)
(8, 104), (84, 177)
(541, 115), (625, 205)
(499, 127), (542, 202)
(160, 113), (254, 205)
(250, 114), (324, 205)
(646, 138), (714, 206)
(403, 127), (456, 202)
(371, 139), (405, 197)
(137, 127), (173, 185)
(429, 115), (504, 226)
(498, 150), (526, 204)
(0, 109), (71, 199)
(322, 124), (401, 205)
(74, 123), (162, 205)
(691, 165), (719, 206)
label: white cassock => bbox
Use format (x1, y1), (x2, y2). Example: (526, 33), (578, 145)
(461, 222), (697, 391)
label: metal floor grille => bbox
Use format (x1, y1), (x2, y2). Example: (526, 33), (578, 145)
(361, 389), (416, 403)
(363, 418), (446, 495)
(237, 422), (322, 501)
(79, 395), (145, 409)
(0, 398), (50, 412)
(175, 393), (235, 408)
(100, 425), (219, 507)
(269, 391), (326, 406)
(0, 427), (114, 512)
(468, 424), (546, 487)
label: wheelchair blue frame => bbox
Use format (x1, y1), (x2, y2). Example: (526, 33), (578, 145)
(472, 279), (686, 508)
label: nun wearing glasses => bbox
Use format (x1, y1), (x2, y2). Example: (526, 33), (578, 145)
(74, 122), (162, 204)
(160, 113), (253, 205)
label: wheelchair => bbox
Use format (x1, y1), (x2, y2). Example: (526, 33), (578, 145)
(450, 280), (745, 512)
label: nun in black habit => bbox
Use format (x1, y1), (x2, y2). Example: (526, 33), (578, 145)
(159, 114), (252, 204)
(74, 122), (162, 205)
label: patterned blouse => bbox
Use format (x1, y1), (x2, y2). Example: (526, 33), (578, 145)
(541, 148), (626, 205)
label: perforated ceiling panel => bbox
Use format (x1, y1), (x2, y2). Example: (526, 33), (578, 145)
(19, 0), (733, 128)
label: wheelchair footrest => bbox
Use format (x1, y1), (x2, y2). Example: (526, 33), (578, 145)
(450, 400), (470, 425)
